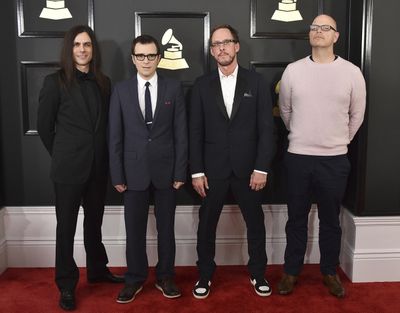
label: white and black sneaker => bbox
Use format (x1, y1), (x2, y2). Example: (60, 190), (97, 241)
(250, 277), (272, 297)
(192, 278), (211, 299)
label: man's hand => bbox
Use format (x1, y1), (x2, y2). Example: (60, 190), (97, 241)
(249, 172), (267, 191)
(173, 181), (185, 190)
(192, 176), (209, 198)
(114, 184), (127, 193)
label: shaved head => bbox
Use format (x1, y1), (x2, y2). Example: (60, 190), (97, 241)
(312, 14), (337, 31)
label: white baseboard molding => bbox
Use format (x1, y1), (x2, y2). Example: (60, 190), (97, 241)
(0, 209), (6, 274)
(3, 206), (400, 282)
(2, 205), (321, 268)
(340, 209), (400, 282)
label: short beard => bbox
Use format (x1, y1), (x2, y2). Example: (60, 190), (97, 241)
(217, 54), (235, 67)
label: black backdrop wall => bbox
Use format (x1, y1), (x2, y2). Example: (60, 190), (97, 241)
(1, 0), (399, 215)
(344, 0), (400, 216)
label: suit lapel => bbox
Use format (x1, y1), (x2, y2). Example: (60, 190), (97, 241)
(93, 95), (102, 132)
(152, 75), (166, 129)
(93, 84), (106, 132)
(211, 72), (229, 120)
(230, 67), (247, 121)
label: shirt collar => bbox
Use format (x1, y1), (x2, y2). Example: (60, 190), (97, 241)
(75, 69), (95, 81)
(137, 73), (158, 88)
(218, 65), (238, 79)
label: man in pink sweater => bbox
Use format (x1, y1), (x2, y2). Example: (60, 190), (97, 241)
(278, 14), (366, 298)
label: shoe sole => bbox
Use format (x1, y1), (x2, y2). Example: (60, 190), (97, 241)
(278, 289), (293, 295)
(155, 284), (181, 299)
(116, 286), (143, 304)
(192, 289), (209, 299)
(59, 302), (76, 311)
(255, 289), (272, 297)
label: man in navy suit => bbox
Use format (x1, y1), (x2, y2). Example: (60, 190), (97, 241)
(190, 25), (274, 299)
(108, 35), (188, 303)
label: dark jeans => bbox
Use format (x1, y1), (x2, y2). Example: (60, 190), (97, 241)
(283, 152), (350, 276)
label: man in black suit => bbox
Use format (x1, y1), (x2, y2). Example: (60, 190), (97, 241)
(37, 25), (123, 311)
(108, 35), (188, 303)
(190, 24), (274, 299)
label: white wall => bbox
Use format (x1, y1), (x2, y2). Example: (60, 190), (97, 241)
(2, 205), (320, 267)
(340, 209), (400, 282)
(0, 209), (7, 274)
(3, 205), (400, 282)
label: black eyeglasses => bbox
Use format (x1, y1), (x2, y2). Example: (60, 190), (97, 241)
(133, 54), (158, 61)
(210, 39), (237, 48)
(309, 24), (337, 32)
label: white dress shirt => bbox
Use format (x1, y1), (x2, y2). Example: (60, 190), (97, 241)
(137, 73), (158, 118)
(218, 65), (238, 118)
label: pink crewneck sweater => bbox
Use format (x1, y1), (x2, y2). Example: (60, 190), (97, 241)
(279, 56), (366, 156)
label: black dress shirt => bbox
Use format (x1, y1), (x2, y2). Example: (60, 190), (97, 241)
(75, 69), (101, 128)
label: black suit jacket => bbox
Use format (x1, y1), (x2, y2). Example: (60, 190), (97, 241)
(37, 71), (110, 184)
(189, 66), (274, 179)
(108, 75), (188, 190)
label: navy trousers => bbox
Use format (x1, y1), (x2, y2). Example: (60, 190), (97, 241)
(283, 152), (350, 276)
(123, 185), (177, 284)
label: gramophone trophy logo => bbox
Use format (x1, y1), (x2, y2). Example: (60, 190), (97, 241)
(271, 0), (303, 22)
(39, 0), (72, 20)
(158, 29), (189, 70)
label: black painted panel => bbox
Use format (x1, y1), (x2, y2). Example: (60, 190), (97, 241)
(2, 0), (351, 206)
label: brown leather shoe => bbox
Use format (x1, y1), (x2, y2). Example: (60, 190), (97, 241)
(277, 273), (298, 295)
(323, 274), (345, 298)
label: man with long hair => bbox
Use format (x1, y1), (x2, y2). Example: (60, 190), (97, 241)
(37, 25), (123, 311)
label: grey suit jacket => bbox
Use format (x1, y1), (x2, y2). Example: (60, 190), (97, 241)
(108, 74), (188, 190)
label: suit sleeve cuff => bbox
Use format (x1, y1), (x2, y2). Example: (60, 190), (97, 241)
(254, 169), (268, 175)
(192, 172), (205, 178)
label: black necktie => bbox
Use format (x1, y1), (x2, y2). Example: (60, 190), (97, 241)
(144, 81), (153, 130)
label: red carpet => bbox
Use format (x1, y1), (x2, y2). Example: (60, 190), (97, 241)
(0, 265), (399, 313)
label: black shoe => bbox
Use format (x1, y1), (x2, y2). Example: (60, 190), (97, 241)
(155, 278), (181, 298)
(88, 272), (125, 284)
(192, 278), (211, 299)
(116, 283), (143, 304)
(59, 290), (76, 311)
(250, 277), (272, 297)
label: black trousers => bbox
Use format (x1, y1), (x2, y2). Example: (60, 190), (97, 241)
(123, 185), (177, 285)
(283, 152), (350, 276)
(196, 175), (267, 281)
(54, 173), (109, 292)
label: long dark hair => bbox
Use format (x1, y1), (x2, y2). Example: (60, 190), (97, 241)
(59, 25), (109, 95)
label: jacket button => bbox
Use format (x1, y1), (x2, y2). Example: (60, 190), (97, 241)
(148, 138), (152, 142)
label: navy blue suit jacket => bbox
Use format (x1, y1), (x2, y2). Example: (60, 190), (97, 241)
(108, 74), (188, 190)
(189, 66), (274, 179)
